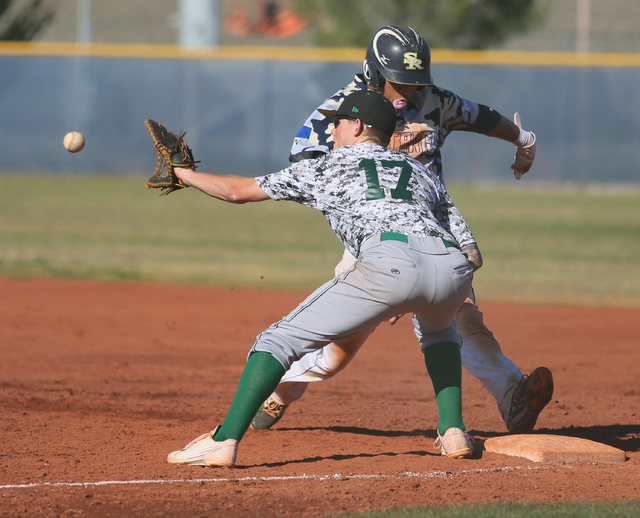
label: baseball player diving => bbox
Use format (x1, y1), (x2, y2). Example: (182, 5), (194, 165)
(168, 90), (478, 466)
(251, 25), (553, 435)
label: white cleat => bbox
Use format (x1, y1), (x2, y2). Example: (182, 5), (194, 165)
(167, 425), (237, 468)
(433, 427), (475, 459)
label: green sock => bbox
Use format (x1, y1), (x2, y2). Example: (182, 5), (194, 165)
(213, 351), (285, 442)
(423, 341), (465, 435)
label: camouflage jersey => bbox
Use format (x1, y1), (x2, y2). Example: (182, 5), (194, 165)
(289, 74), (501, 248)
(255, 143), (465, 259)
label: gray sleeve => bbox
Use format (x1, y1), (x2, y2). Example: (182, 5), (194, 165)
(445, 203), (476, 247)
(433, 190), (476, 247)
(289, 76), (367, 163)
(254, 159), (321, 207)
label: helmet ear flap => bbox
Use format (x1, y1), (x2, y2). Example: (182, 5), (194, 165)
(363, 59), (385, 91)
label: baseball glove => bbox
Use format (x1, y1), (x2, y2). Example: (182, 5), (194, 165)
(144, 119), (199, 195)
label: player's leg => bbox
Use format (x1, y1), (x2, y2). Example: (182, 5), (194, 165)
(252, 249), (370, 429)
(413, 311), (474, 460)
(275, 247), (368, 395)
(424, 340), (464, 433)
(456, 295), (523, 421)
(167, 350), (285, 468)
(410, 241), (475, 458)
(423, 340), (473, 459)
(168, 254), (410, 466)
(250, 329), (371, 429)
(457, 290), (553, 433)
(274, 329), (373, 403)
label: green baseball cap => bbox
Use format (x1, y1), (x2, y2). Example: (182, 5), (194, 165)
(319, 90), (397, 138)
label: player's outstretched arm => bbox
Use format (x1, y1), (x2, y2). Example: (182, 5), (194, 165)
(174, 167), (271, 204)
(485, 114), (520, 142)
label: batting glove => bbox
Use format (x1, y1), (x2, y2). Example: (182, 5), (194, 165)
(511, 112), (536, 180)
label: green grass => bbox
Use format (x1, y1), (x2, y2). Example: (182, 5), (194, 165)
(0, 175), (343, 289)
(451, 185), (640, 308)
(325, 500), (640, 517)
(1, 175), (639, 308)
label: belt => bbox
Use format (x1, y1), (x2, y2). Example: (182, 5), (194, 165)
(380, 232), (458, 249)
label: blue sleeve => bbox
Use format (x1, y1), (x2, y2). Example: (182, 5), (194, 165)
(289, 75), (368, 163)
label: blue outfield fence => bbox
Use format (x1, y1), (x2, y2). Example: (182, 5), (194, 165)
(1, 43), (639, 184)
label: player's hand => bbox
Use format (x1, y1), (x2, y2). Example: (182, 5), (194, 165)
(511, 112), (536, 180)
(461, 243), (483, 272)
(173, 166), (195, 186)
(387, 314), (405, 325)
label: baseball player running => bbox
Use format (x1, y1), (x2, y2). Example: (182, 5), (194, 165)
(251, 25), (553, 434)
(168, 90), (477, 466)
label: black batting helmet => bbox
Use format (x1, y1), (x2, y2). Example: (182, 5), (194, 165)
(363, 25), (434, 90)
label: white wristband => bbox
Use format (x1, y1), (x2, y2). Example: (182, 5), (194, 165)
(515, 127), (534, 147)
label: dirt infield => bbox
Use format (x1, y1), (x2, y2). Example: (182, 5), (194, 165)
(1, 277), (639, 517)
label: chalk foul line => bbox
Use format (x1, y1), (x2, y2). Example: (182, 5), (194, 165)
(1, 465), (568, 490)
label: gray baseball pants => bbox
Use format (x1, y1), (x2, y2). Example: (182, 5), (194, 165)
(251, 233), (473, 370)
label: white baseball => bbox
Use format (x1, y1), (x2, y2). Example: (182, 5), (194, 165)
(63, 131), (85, 153)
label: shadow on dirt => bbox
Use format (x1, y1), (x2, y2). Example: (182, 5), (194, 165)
(245, 448), (439, 469)
(278, 425), (437, 437)
(278, 423), (640, 453)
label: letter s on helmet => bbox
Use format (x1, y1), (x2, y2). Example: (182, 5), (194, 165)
(363, 25), (434, 90)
